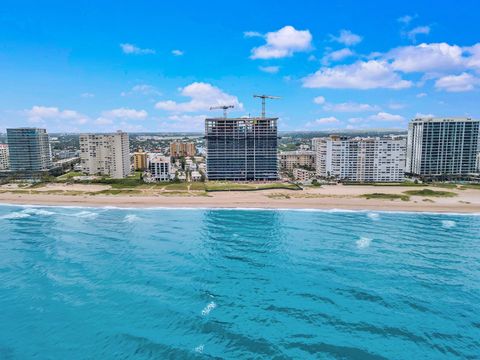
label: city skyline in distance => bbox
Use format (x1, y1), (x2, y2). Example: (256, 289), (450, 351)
(0, 1), (479, 133)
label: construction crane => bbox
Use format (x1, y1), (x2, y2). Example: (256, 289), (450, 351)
(253, 94), (280, 118)
(209, 105), (234, 118)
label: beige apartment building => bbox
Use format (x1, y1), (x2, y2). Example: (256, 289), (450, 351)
(278, 150), (315, 171)
(170, 141), (196, 157)
(133, 149), (148, 171)
(79, 131), (130, 179)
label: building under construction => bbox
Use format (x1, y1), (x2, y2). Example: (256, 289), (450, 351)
(205, 117), (278, 181)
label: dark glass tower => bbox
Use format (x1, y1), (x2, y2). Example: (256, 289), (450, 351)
(205, 117), (278, 181)
(6, 128), (52, 171)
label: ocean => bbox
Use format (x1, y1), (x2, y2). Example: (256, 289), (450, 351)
(0, 205), (479, 359)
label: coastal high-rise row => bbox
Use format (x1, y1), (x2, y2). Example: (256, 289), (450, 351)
(0, 144), (9, 170)
(313, 135), (406, 182)
(205, 117), (278, 181)
(79, 131), (130, 179)
(406, 117), (480, 180)
(6, 128), (52, 171)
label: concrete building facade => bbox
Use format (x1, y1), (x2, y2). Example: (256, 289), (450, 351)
(406, 117), (480, 179)
(148, 155), (170, 182)
(79, 131), (130, 179)
(278, 150), (315, 171)
(6, 128), (52, 171)
(205, 117), (278, 181)
(0, 144), (9, 170)
(313, 135), (406, 182)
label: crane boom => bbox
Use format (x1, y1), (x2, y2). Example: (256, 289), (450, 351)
(253, 94), (280, 118)
(209, 105), (234, 118)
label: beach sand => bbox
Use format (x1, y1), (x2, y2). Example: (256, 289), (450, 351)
(0, 183), (479, 213)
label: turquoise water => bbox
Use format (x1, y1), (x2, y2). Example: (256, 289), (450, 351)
(0, 205), (479, 359)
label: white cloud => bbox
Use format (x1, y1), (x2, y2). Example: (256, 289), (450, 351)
(95, 117), (114, 126)
(313, 96), (326, 105)
(156, 114), (208, 131)
(416, 92), (428, 98)
(388, 43), (464, 73)
(406, 26), (431, 42)
(323, 102), (379, 112)
(121, 84), (161, 97)
(305, 116), (340, 128)
(172, 49), (184, 56)
(397, 15), (415, 25)
(322, 48), (354, 64)
(250, 25), (312, 59)
(259, 66), (280, 74)
(369, 112), (405, 122)
(101, 108), (148, 120)
(120, 43), (155, 55)
(80, 92), (94, 98)
(303, 60), (412, 89)
(155, 82), (242, 113)
(330, 29), (362, 46)
(388, 103), (406, 110)
(244, 31), (262, 38)
(464, 43), (480, 72)
(434, 72), (479, 92)
(25, 106), (89, 125)
(415, 113), (435, 118)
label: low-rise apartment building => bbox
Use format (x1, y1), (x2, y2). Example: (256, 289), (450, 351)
(148, 155), (171, 182)
(278, 150), (315, 171)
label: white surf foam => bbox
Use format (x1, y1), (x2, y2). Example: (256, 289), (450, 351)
(201, 301), (216, 316)
(356, 237), (372, 249)
(367, 212), (380, 220)
(194, 345), (204, 353)
(124, 214), (140, 223)
(0, 212), (31, 220)
(441, 220), (456, 229)
(22, 208), (55, 216)
(74, 211), (98, 219)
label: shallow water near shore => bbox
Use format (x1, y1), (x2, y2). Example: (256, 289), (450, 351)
(0, 205), (479, 359)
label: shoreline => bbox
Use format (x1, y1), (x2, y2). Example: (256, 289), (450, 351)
(1, 183), (480, 213)
(1, 202), (480, 216)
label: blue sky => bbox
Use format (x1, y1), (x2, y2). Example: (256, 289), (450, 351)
(0, 0), (479, 133)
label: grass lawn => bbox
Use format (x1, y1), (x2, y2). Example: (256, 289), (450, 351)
(360, 193), (410, 201)
(403, 188), (457, 197)
(56, 171), (83, 180)
(189, 182), (206, 191)
(205, 182), (299, 191)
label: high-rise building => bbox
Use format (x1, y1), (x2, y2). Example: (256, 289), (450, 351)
(205, 117), (278, 181)
(406, 117), (480, 179)
(278, 150), (315, 171)
(170, 141), (196, 157)
(313, 135), (406, 182)
(79, 131), (130, 179)
(6, 128), (52, 171)
(133, 149), (148, 171)
(148, 155), (171, 181)
(0, 144), (9, 170)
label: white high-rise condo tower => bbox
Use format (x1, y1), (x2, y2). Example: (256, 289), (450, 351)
(406, 117), (480, 180)
(79, 131), (131, 179)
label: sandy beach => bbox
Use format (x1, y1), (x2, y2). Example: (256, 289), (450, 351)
(1, 183), (479, 213)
